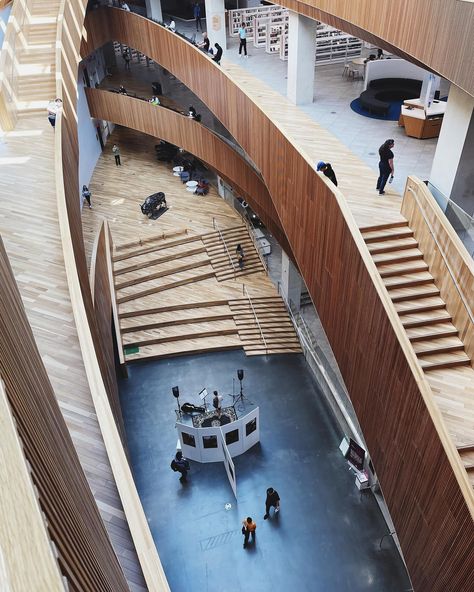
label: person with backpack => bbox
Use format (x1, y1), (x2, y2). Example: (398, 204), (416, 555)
(171, 451), (190, 482)
(212, 43), (223, 65)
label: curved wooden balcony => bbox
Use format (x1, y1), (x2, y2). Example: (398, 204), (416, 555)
(78, 8), (474, 592)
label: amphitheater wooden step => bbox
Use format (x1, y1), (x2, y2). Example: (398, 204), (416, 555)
(405, 323), (459, 342)
(394, 297), (446, 316)
(114, 246), (206, 276)
(372, 248), (424, 266)
(362, 227), (414, 244)
(378, 261), (429, 278)
(119, 299), (229, 319)
(115, 259), (210, 290)
(401, 309), (452, 329)
(412, 337), (465, 356)
(115, 229), (189, 251)
(121, 313), (234, 334)
(113, 234), (202, 262)
(384, 271), (434, 290)
(367, 237), (418, 255)
(124, 328), (238, 349)
(116, 271), (215, 304)
(418, 351), (471, 372)
(124, 339), (242, 362)
(388, 284), (441, 302)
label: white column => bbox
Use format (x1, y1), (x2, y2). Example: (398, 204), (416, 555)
(287, 11), (317, 105)
(205, 0), (227, 51)
(281, 251), (302, 311)
(429, 85), (474, 216)
(145, 0), (162, 21)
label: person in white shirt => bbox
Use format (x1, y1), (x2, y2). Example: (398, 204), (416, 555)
(168, 20), (176, 32)
(47, 98), (62, 128)
(120, 2), (130, 11)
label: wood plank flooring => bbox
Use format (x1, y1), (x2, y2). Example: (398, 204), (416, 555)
(83, 128), (300, 362)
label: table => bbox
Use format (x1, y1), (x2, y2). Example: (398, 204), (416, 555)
(351, 57), (366, 66)
(186, 180), (198, 193)
(172, 166), (183, 176)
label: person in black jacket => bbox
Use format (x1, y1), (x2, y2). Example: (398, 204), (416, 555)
(212, 43), (223, 65)
(317, 161), (338, 186)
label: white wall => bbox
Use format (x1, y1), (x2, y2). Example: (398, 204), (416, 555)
(364, 59), (431, 90)
(77, 48), (113, 208)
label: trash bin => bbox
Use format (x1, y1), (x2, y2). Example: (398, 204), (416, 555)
(152, 82), (162, 95)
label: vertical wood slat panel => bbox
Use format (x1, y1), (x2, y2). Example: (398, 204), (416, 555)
(80, 10), (474, 591)
(0, 237), (130, 591)
(402, 177), (474, 359)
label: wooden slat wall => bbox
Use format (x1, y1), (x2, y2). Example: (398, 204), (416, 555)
(90, 221), (127, 446)
(0, 237), (130, 591)
(58, 3), (171, 590)
(84, 87), (291, 256)
(277, 0), (474, 98)
(0, 380), (65, 592)
(402, 177), (474, 360)
(81, 10), (474, 591)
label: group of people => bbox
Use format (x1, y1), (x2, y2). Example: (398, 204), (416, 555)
(242, 487), (281, 548)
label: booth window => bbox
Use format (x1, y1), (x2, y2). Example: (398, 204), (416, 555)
(246, 418), (257, 436)
(225, 429), (239, 445)
(203, 435), (218, 449)
(182, 432), (196, 447)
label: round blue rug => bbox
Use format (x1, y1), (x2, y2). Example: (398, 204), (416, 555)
(350, 98), (403, 121)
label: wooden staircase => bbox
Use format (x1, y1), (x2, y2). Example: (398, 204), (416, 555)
(229, 296), (301, 356)
(202, 225), (265, 281)
(362, 221), (471, 372)
(457, 445), (474, 488)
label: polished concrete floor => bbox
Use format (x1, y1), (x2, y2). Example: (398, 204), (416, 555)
(119, 350), (411, 592)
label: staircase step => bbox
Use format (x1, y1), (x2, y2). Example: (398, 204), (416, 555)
(394, 297), (446, 316)
(418, 352), (471, 372)
(401, 310), (452, 329)
(368, 237), (418, 255)
(406, 323), (459, 342)
(363, 227), (414, 244)
(372, 248), (424, 266)
(378, 261), (429, 278)
(412, 337), (465, 356)
(384, 272), (434, 290)
(360, 221), (409, 234)
(389, 285), (441, 302)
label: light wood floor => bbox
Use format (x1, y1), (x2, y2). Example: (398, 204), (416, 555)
(0, 114), (146, 590)
(84, 127), (301, 361)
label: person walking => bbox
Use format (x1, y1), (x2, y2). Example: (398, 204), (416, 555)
(238, 22), (248, 57)
(212, 43), (223, 65)
(171, 451), (190, 482)
(263, 487), (280, 519)
(193, 3), (202, 31)
(82, 185), (92, 208)
(112, 144), (121, 166)
(122, 48), (131, 70)
(242, 517), (256, 548)
(376, 139), (395, 195)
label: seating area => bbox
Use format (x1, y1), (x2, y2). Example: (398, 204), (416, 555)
(359, 78), (422, 116)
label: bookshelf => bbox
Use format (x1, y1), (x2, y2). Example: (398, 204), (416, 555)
(228, 4), (286, 40)
(315, 24), (362, 64)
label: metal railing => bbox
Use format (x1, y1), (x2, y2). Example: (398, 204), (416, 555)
(212, 217), (237, 278)
(243, 284), (268, 351)
(239, 211), (268, 272)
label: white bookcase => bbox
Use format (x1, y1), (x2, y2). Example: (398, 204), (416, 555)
(315, 24), (362, 64)
(228, 4), (286, 40)
(279, 32), (288, 61)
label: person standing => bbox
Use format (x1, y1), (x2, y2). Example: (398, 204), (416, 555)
(193, 3), (202, 31)
(198, 31), (210, 53)
(212, 390), (223, 416)
(46, 98), (62, 128)
(316, 161), (338, 186)
(112, 144), (121, 166)
(376, 139), (395, 195)
(82, 185), (92, 208)
(263, 487), (280, 519)
(212, 43), (223, 65)
(171, 451), (190, 482)
(238, 22), (248, 57)
(122, 48), (131, 70)
(242, 517), (256, 548)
